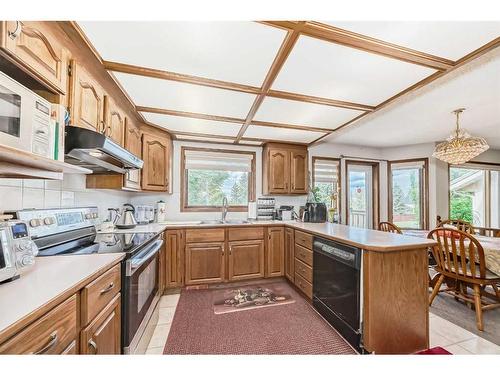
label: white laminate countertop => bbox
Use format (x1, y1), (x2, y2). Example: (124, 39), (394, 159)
(99, 221), (436, 252)
(0, 253), (124, 342)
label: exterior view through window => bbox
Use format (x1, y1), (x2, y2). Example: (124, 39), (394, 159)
(389, 160), (427, 229)
(449, 164), (499, 227)
(182, 148), (255, 210)
(312, 158), (340, 209)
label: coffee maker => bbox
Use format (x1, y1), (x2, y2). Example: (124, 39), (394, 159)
(302, 202), (327, 223)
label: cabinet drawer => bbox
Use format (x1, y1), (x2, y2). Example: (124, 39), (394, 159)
(185, 228), (225, 243)
(295, 230), (313, 250)
(81, 263), (121, 326)
(0, 295), (77, 354)
(294, 258), (313, 283)
(294, 273), (312, 299)
(228, 227), (264, 241)
(294, 244), (313, 266)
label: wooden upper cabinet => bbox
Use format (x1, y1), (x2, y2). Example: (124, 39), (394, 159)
(141, 132), (171, 192)
(228, 239), (265, 281)
(123, 119), (142, 190)
(68, 60), (105, 132)
(185, 242), (225, 285)
(0, 21), (67, 94)
(267, 227), (285, 277)
(103, 96), (125, 146)
(263, 143), (308, 195)
(290, 150), (308, 193)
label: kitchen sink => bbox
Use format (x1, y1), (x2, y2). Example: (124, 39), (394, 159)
(223, 220), (250, 224)
(200, 220), (224, 225)
(199, 219), (250, 225)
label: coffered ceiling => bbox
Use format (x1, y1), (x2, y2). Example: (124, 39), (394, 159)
(78, 21), (500, 146)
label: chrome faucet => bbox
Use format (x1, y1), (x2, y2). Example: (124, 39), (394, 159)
(221, 197), (228, 223)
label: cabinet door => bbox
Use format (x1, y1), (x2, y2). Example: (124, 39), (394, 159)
(165, 230), (184, 288)
(267, 227), (285, 277)
(81, 294), (121, 355)
(268, 149), (290, 194)
(228, 239), (265, 281)
(284, 228), (295, 282)
(141, 133), (170, 191)
(1, 21), (67, 93)
(103, 96), (125, 146)
(69, 60), (105, 132)
(290, 150), (308, 194)
(185, 242), (225, 285)
(123, 119), (142, 190)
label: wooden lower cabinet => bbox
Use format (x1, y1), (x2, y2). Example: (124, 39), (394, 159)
(228, 239), (265, 281)
(185, 242), (225, 285)
(81, 294), (121, 355)
(284, 227), (294, 282)
(267, 227), (284, 277)
(165, 230), (184, 289)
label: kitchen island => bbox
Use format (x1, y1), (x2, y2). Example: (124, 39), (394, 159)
(102, 220), (435, 354)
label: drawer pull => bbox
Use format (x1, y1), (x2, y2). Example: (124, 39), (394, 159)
(88, 339), (98, 354)
(8, 21), (22, 40)
(100, 282), (115, 294)
(32, 331), (58, 354)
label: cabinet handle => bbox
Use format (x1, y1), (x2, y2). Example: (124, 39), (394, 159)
(229, 245), (232, 255)
(100, 282), (114, 294)
(285, 182), (288, 190)
(32, 331), (58, 354)
(8, 21), (22, 40)
(88, 339), (98, 354)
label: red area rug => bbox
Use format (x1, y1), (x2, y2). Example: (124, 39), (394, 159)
(163, 281), (356, 354)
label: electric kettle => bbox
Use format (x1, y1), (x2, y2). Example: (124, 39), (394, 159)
(114, 204), (138, 229)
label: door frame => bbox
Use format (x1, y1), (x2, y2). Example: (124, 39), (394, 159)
(345, 160), (380, 229)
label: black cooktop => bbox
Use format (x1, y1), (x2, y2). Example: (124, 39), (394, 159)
(37, 231), (158, 258)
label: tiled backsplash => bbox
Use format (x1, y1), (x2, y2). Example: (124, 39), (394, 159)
(0, 175), (133, 219)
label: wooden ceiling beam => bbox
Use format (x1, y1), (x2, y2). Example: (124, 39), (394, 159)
(235, 24), (305, 142)
(262, 21), (455, 71)
(103, 60), (262, 95)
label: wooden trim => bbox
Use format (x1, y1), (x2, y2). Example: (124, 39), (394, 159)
(103, 60), (261, 95)
(180, 146), (256, 212)
(312, 156), (342, 220)
(345, 160), (380, 229)
(310, 37), (500, 145)
(266, 90), (374, 111)
(236, 24), (304, 142)
(387, 158), (429, 230)
(262, 21), (454, 70)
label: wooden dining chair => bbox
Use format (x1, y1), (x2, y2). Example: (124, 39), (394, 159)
(378, 221), (403, 234)
(437, 219), (475, 234)
(427, 228), (500, 331)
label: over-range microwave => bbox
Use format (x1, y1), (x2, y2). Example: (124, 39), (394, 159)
(0, 71), (53, 158)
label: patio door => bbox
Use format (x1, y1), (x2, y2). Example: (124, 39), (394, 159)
(346, 161), (379, 229)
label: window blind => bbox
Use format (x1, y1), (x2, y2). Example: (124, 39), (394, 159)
(314, 159), (339, 183)
(390, 160), (425, 170)
(453, 162), (500, 172)
(184, 150), (253, 172)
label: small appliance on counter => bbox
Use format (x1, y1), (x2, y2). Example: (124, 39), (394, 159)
(276, 205), (294, 221)
(302, 202), (327, 223)
(0, 219), (38, 284)
(247, 201), (257, 220)
(257, 197), (275, 220)
(114, 204), (138, 229)
(155, 200), (167, 223)
(135, 205), (155, 224)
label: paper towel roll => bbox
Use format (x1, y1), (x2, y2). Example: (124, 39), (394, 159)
(247, 201), (257, 219)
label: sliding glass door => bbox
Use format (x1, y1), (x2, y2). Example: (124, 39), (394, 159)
(347, 162), (378, 229)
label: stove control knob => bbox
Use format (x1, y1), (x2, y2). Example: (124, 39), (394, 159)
(85, 213), (92, 220)
(92, 213), (98, 219)
(17, 255), (34, 268)
(44, 217), (54, 225)
(29, 219), (41, 227)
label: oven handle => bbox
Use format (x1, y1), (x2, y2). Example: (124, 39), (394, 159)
(125, 239), (163, 277)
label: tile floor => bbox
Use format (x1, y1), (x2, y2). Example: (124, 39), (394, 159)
(145, 292), (500, 355)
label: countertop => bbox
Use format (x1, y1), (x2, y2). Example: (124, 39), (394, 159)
(0, 253), (124, 343)
(100, 221), (436, 252)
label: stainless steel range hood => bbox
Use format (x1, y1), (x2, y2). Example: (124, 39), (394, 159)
(65, 126), (143, 174)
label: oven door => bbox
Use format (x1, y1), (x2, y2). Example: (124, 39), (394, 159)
(122, 238), (163, 351)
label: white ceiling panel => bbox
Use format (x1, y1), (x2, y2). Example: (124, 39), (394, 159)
(142, 112), (241, 137)
(79, 21), (286, 86)
(175, 135), (235, 143)
(272, 35), (435, 106)
(324, 21), (500, 61)
(324, 48), (500, 148)
(114, 72), (255, 118)
(254, 97), (363, 129)
(244, 125), (325, 143)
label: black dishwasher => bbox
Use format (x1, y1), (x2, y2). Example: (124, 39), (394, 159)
(313, 237), (363, 353)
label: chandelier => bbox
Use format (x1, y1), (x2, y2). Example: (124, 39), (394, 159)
(432, 108), (489, 165)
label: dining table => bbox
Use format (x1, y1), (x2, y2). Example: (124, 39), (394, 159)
(403, 229), (500, 277)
